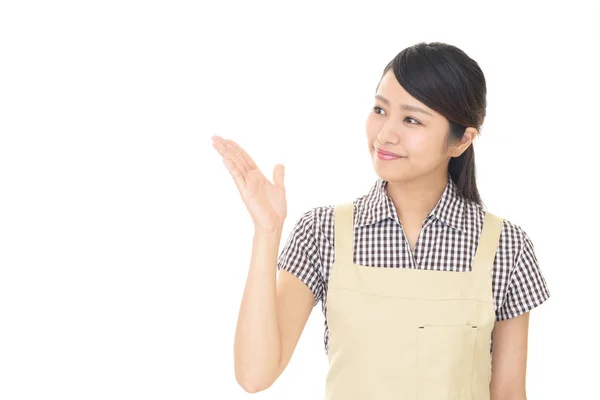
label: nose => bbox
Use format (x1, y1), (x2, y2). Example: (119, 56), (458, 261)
(375, 128), (400, 147)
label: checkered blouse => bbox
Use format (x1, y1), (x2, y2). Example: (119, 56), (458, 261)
(276, 173), (551, 355)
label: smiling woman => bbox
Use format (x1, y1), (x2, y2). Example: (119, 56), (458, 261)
(366, 44), (485, 208)
(214, 41), (550, 400)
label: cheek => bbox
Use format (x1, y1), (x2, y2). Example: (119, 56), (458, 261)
(406, 136), (445, 165)
(403, 134), (425, 153)
(405, 134), (443, 161)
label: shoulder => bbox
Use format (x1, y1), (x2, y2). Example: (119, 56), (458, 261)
(469, 201), (535, 265)
(472, 207), (552, 320)
(285, 204), (333, 241)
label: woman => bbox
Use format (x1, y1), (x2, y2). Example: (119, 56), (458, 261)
(211, 41), (550, 399)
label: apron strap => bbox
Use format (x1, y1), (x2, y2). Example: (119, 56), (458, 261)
(472, 211), (504, 277)
(334, 202), (503, 279)
(334, 202), (355, 266)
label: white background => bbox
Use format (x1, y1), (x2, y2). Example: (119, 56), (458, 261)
(1, 1), (598, 399)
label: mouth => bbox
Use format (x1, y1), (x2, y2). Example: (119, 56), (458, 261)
(375, 148), (405, 158)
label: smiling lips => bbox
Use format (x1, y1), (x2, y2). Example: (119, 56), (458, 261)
(376, 148), (406, 160)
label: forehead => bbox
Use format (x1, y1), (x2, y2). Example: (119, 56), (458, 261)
(376, 70), (436, 115)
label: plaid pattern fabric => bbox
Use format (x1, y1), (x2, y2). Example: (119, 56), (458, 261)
(277, 173), (551, 355)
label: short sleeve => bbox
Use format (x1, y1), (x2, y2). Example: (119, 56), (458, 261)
(277, 209), (324, 307)
(496, 230), (551, 321)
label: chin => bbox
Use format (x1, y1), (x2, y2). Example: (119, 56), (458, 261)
(373, 162), (413, 181)
(373, 166), (400, 180)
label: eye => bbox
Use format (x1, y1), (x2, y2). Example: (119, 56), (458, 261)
(373, 106), (420, 125)
(373, 106), (385, 115)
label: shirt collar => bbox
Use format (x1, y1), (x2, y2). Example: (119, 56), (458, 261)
(356, 172), (466, 233)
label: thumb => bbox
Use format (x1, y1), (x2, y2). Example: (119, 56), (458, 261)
(273, 164), (285, 190)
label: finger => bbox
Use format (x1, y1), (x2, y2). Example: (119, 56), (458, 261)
(211, 136), (229, 158)
(222, 139), (251, 174)
(223, 139), (253, 173)
(213, 137), (249, 176)
(222, 157), (246, 191)
(228, 140), (258, 170)
(214, 137), (257, 173)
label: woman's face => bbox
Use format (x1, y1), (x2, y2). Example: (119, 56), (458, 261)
(366, 69), (471, 183)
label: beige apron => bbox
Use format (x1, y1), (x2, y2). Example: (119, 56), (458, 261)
(325, 202), (503, 400)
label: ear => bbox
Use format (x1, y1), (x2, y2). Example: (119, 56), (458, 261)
(449, 127), (478, 158)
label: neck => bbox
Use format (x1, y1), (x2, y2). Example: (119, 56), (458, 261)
(384, 171), (449, 224)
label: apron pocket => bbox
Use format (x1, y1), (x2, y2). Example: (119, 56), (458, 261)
(416, 324), (477, 400)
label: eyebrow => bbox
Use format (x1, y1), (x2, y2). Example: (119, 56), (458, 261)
(374, 94), (433, 116)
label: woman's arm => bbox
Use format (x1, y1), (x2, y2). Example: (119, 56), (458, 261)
(234, 228), (314, 394)
(490, 311), (530, 400)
